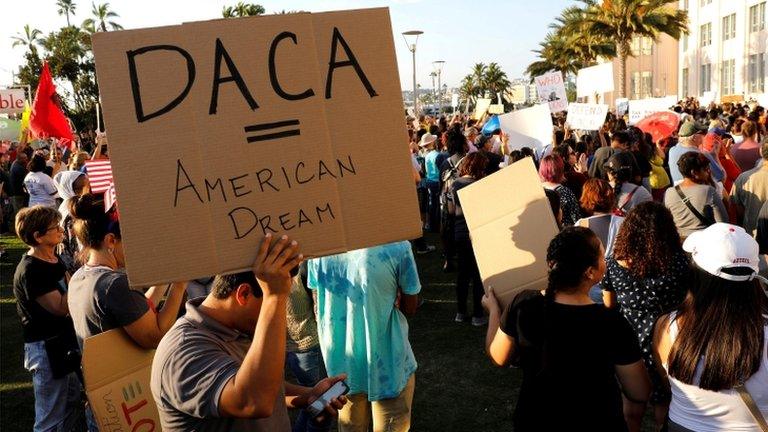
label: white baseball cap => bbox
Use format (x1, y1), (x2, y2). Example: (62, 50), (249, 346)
(683, 223), (765, 282)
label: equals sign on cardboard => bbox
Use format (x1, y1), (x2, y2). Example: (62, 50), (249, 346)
(244, 119), (301, 143)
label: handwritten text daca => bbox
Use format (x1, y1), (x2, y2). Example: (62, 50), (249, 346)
(127, 28), (378, 123)
(174, 155), (357, 239)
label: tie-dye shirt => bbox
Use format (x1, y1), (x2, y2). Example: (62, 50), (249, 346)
(307, 241), (420, 400)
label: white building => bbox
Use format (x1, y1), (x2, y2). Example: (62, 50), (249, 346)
(679, 0), (767, 101)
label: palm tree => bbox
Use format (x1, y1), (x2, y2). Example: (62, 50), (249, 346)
(484, 62), (511, 98)
(57, 0), (77, 27)
(458, 74), (475, 114)
(470, 63), (487, 96)
(11, 25), (42, 54)
(578, 0), (688, 98)
(222, 2), (265, 18)
(83, 2), (123, 32)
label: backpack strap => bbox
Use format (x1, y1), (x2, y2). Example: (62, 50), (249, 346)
(735, 384), (768, 431)
(674, 185), (713, 226)
(617, 185), (641, 213)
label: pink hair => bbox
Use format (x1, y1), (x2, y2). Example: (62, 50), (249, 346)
(539, 154), (565, 183)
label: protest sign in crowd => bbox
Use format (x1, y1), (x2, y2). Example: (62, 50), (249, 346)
(2, 7), (768, 432)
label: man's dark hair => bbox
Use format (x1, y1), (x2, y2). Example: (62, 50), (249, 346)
(611, 131), (631, 147)
(211, 271), (262, 299)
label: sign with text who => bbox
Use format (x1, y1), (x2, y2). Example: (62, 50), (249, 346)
(92, 9), (421, 286)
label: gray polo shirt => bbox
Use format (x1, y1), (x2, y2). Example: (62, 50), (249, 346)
(151, 298), (290, 432)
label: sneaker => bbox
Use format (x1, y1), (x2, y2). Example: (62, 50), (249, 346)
(471, 316), (489, 327)
(415, 245), (436, 254)
(454, 313), (466, 323)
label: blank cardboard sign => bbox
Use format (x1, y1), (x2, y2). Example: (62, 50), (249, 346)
(457, 158), (559, 308)
(92, 8), (421, 286)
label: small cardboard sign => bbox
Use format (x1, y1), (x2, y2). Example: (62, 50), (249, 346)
(473, 98), (492, 120)
(451, 93), (459, 108)
(0, 88), (26, 114)
(92, 8), (421, 286)
(82, 329), (159, 432)
(457, 158), (559, 308)
(721, 94), (744, 103)
(628, 96), (677, 125)
(497, 104), (553, 153)
(565, 103), (608, 130)
(534, 71), (568, 113)
(488, 104), (504, 114)
(576, 63), (614, 98)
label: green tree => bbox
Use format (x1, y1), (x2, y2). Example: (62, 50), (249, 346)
(222, 2), (265, 18)
(57, 0), (78, 27)
(578, 0), (688, 97)
(458, 74), (475, 113)
(83, 2), (123, 32)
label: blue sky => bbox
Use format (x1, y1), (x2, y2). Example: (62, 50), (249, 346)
(1, 0), (577, 90)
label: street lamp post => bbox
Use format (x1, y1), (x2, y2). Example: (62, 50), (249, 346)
(433, 60), (445, 114)
(402, 30), (423, 116)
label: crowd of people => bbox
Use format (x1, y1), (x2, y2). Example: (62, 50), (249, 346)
(0, 96), (767, 432)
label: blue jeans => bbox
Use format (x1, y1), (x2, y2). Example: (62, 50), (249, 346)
(23, 341), (83, 432)
(287, 346), (330, 432)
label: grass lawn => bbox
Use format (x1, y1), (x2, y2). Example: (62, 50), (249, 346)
(0, 232), (653, 431)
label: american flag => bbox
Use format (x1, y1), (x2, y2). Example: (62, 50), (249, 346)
(104, 182), (117, 213)
(84, 159), (113, 194)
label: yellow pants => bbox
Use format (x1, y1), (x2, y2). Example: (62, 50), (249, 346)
(338, 374), (416, 432)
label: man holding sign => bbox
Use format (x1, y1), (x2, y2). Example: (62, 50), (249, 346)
(151, 234), (347, 431)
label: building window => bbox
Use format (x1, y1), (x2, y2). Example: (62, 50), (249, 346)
(682, 34), (688, 51)
(642, 71), (653, 98)
(682, 0), (688, 10)
(721, 59), (735, 95)
(750, 2), (766, 33)
(749, 53), (766, 93)
(641, 37), (653, 55)
(700, 63), (711, 94)
(630, 37), (641, 56)
(700, 23), (712, 46)
(723, 14), (736, 40)
(682, 68), (689, 97)
(700, 0), (711, 6)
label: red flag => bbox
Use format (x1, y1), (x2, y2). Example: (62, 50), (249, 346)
(29, 62), (74, 142)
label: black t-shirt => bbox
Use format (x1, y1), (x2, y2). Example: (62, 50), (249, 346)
(13, 255), (75, 343)
(9, 161), (28, 196)
(451, 176), (476, 242)
(500, 290), (642, 432)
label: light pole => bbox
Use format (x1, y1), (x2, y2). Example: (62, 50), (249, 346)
(402, 30), (423, 116)
(433, 60), (445, 113)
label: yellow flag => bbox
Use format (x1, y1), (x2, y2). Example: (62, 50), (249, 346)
(18, 102), (30, 141)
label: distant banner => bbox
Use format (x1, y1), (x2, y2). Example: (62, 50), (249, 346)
(628, 96), (677, 125)
(576, 63), (614, 98)
(616, 98), (629, 116)
(473, 98), (492, 119)
(0, 118), (21, 141)
(451, 93), (459, 108)
(534, 71), (568, 113)
(488, 104), (504, 114)
(565, 103), (608, 130)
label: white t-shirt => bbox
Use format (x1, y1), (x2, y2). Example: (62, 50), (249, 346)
(24, 171), (59, 208)
(665, 313), (768, 431)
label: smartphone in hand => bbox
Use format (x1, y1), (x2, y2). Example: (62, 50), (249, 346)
(306, 381), (350, 418)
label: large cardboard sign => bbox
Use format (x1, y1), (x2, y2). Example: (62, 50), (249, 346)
(576, 62), (614, 98)
(534, 71), (568, 113)
(473, 98), (492, 119)
(0, 88), (26, 114)
(628, 96), (677, 125)
(565, 103), (608, 130)
(457, 158), (559, 307)
(83, 329), (159, 432)
(497, 104), (552, 153)
(92, 9), (421, 286)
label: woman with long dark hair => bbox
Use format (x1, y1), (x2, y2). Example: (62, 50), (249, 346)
(449, 152), (488, 325)
(602, 202), (690, 431)
(605, 152), (652, 217)
(483, 227), (650, 431)
(654, 223), (768, 432)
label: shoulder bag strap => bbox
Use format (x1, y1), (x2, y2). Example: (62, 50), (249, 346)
(618, 185), (641, 213)
(674, 185), (712, 226)
(735, 383), (768, 432)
